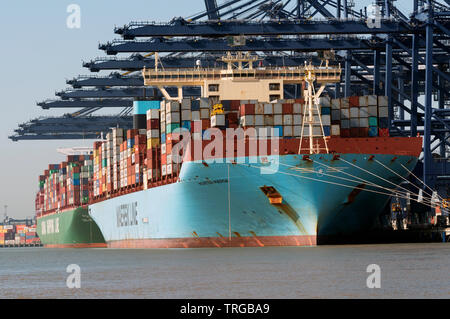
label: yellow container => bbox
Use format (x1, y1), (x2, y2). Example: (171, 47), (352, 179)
(147, 138), (160, 149)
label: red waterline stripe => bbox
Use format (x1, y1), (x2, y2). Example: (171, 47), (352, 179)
(44, 243), (107, 248)
(107, 235), (317, 248)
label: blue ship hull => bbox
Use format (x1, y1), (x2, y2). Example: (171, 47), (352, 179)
(88, 153), (418, 247)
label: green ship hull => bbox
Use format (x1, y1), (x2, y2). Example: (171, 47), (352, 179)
(36, 206), (106, 248)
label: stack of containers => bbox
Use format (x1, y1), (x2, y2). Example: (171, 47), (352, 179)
(199, 98), (211, 139)
(320, 97), (331, 137)
(133, 130), (147, 185)
(146, 106), (161, 182)
(80, 158), (93, 204)
(377, 96), (389, 136)
(163, 100), (181, 177)
(93, 141), (103, 197)
(112, 128), (124, 191)
(190, 99), (202, 140)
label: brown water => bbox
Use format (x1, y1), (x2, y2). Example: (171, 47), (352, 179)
(0, 243), (449, 299)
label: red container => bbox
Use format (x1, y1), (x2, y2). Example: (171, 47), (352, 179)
(359, 127), (369, 137)
(378, 128), (389, 137)
(350, 128), (359, 137)
(240, 104), (255, 116)
(147, 119), (160, 129)
(191, 121), (202, 133)
(226, 112), (239, 124)
(229, 100), (240, 111)
(282, 103), (293, 114)
(201, 119), (211, 130)
(349, 96), (359, 107)
(127, 129), (139, 140)
(134, 134), (146, 146)
(294, 98), (305, 104)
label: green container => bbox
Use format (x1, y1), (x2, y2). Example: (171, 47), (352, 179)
(368, 116), (378, 127)
(166, 123), (181, 134)
(102, 159), (107, 167)
(73, 173), (80, 179)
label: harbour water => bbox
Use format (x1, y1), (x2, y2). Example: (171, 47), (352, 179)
(0, 243), (449, 299)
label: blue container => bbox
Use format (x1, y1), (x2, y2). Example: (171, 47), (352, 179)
(379, 117), (389, 129)
(133, 100), (161, 115)
(222, 100), (231, 111)
(368, 126), (378, 137)
(323, 125), (331, 136)
(191, 99), (200, 111)
(321, 107), (331, 115)
(161, 133), (166, 143)
(182, 120), (191, 131)
(135, 173), (140, 184)
(127, 138), (134, 149)
(73, 179), (80, 186)
(368, 116), (378, 127)
(203, 129), (212, 140)
(274, 126), (283, 137)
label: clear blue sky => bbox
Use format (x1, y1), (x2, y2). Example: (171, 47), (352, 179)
(0, 0), (416, 219)
(0, 1), (205, 219)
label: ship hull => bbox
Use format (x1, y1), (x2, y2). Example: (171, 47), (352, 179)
(89, 153), (418, 248)
(36, 206), (106, 248)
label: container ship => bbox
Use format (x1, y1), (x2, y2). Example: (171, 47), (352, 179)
(35, 156), (106, 248)
(36, 53), (422, 248)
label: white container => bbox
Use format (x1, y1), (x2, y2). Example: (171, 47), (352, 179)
(264, 103), (273, 114)
(350, 107), (359, 118)
(166, 111), (180, 123)
(283, 125), (293, 136)
(191, 110), (201, 121)
(378, 96), (388, 107)
(331, 98), (341, 109)
(273, 103), (282, 114)
(359, 118), (369, 128)
(161, 143), (166, 154)
(147, 129), (160, 139)
(318, 97), (331, 107)
(359, 107), (369, 118)
(283, 114), (293, 125)
(293, 114), (302, 125)
(293, 103), (302, 114)
(340, 108), (350, 119)
(368, 95), (378, 106)
(274, 114), (283, 126)
(200, 97), (210, 109)
(161, 164), (167, 176)
(166, 101), (180, 113)
(321, 115), (331, 126)
(255, 115), (264, 126)
(200, 108), (210, 119)
(368, 105), (378, 117)
(359, 96), (368, 106)
(211, 114), (225, 127)
(240, 115), (255, 126)
(181, 98), (191, 110)
(378, 106), (389, 117)
(331, 124), (341, 136)
(293, 125), (302, 137)
(181, 110), (192, 121)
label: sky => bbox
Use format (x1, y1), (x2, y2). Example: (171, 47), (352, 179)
(0, 0), (418, 220)
(0, 1), (205, 219)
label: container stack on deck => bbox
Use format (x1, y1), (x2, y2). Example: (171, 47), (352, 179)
(35, 155), (93, 216)
(86, 95), (390, 202)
